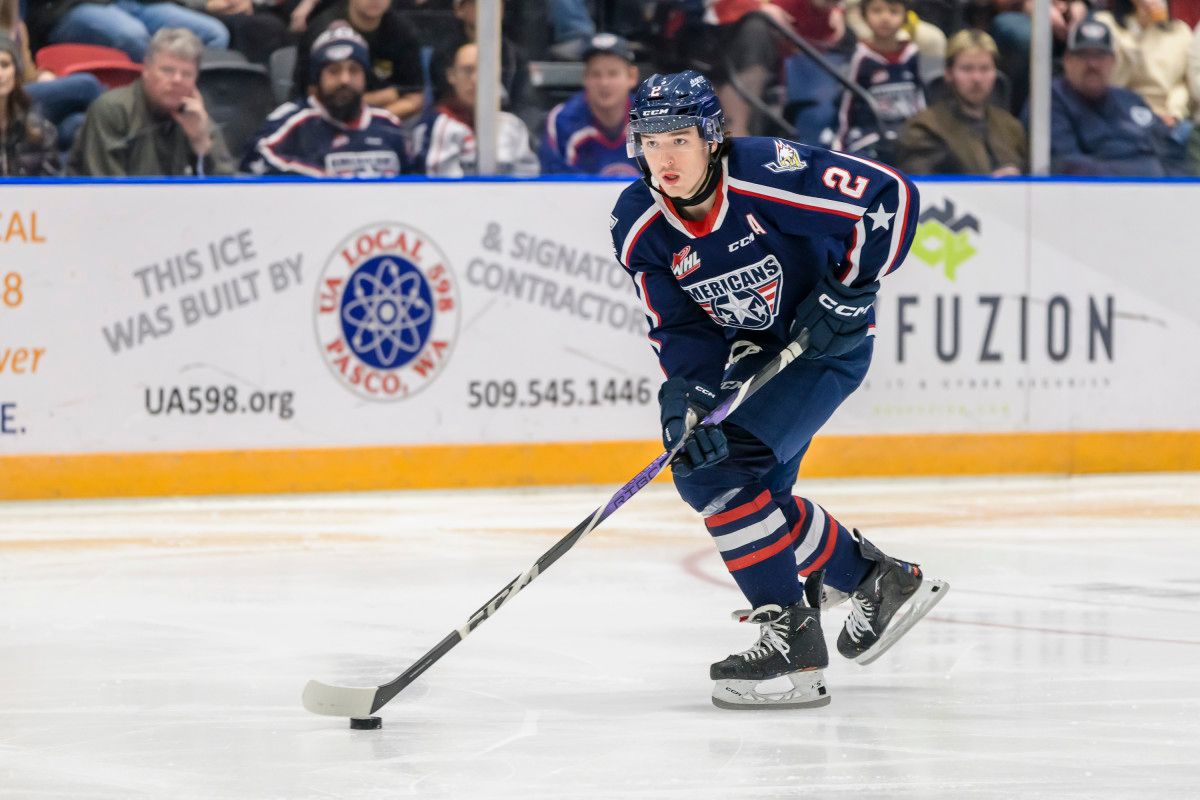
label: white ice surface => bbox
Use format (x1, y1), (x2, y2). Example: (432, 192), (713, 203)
(2, 474), (1198, 799)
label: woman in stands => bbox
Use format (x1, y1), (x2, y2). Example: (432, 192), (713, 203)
(0, 35), (60, 175)
(0, 0), (102, 151)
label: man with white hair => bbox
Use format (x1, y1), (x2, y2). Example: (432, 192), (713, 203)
(68, 28), (233, 176)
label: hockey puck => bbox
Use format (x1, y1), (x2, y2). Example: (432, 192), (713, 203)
(349, 716), (382, 730)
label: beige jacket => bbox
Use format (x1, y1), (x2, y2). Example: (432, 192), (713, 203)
(1096, 11), (1193, 121)
(1188, 22), (1200, 123)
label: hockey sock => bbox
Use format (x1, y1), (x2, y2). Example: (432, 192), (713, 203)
(704, 487), (805, 608)
(784, 496), (873, 593)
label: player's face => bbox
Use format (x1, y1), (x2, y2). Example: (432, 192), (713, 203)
(1063, 49), (1114, 101)
(640, 128), (712, 197)
(583, 55), (638, 115)
(863, 0), (906, 41)
(946, 48), (996, 109)
(0, 52), (15, 99)
(142, 52), (199, 114)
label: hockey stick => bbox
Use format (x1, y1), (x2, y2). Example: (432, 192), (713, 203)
(302, 330), (811, 720)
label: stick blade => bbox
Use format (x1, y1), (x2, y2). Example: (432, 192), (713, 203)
(302, 680), (378, 718)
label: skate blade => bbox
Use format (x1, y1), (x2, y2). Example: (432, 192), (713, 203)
(711, 670), (831, 710)
(853, 578), (949, 666)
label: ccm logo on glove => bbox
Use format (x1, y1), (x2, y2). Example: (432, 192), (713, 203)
(818, 293), (873, 317)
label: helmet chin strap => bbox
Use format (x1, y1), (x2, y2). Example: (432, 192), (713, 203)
(666, 158), (723, 208)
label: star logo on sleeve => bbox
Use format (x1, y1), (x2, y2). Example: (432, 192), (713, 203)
(866, 204), (895, 231)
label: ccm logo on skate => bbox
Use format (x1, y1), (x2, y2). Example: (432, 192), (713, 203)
(315, 223), (459, 402)
(819, 294), (871, 317)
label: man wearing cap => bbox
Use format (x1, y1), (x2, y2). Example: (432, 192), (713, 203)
(243, 23), (411, 177)
(294, 0), (424, 120)
(1045, 14), (1168, 176)
(538, 33), (640, 176)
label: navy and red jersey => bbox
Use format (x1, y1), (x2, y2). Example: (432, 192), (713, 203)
(608, 136), (919, 386)
(539, 92), (640, 176)
(836, 42), (925, 151)
(242, 97), (412, 178)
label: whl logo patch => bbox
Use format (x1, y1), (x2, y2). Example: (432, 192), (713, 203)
(671, 245), (701, 279)
(911, 199), (980, 280)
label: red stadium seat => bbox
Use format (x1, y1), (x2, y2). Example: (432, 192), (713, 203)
(34, 44), (133, 75)
(62, 61), (144, 89)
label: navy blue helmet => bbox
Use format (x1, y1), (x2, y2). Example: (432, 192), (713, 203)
(626, 70), (726, 158)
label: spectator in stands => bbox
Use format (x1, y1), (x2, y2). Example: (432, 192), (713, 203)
(991, 0), (1089, 114)
(543, 0), (651, 58)
(412, 41), (538, 176)
(691, 1), (851, 138)
(243, 24), (410, 176)
(0, 0), (102, 150)
(207, 0), (288, 65)
(834, 0), (925, 162)
(68, 28), (233, 175)
(1095, 0), (1192, 162)
(538, 32), (639, 176)
(896, 29), (1027, 175)
(844, 0), (945, 82)
(1045, 15), (1167, 176)
(0, 34), (59, 175)
(25, 0), (230, 63)
(701, 6), (789, 137)
(1187, 16), (1200, 169)
(546, 0), (594, 57)
(429, 0), (528, 113)
(294, 0), (424, 120)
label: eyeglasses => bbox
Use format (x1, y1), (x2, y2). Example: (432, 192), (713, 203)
(150, 63), (198, 82)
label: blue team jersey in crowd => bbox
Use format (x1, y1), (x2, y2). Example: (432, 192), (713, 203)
(242, 97), (412, 178)
(539, 92), (640, 176)
(836, 42), (925, 150)
(609, 136), (919, 386)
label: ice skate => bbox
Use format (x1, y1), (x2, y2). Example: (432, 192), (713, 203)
(837, 531), (949, 665)
(710, 575), (830, 710)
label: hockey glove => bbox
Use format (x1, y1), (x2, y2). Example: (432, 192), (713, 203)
(790, 273), (879, 359)
(658, 377), (729, 477)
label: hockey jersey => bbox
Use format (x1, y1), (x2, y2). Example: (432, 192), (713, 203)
(609, 136), (919, 386)
(539, 92), (640, 176)
(242, 97), (412, 178)
(836, 41), (925, 152)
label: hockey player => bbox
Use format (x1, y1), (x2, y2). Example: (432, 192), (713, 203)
(609, 71), (947, 709)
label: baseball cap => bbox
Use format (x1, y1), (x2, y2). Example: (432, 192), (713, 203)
(582, 33), (636, 65)
(310, 22), (371, 82)
(1066, 16), (1114, 54)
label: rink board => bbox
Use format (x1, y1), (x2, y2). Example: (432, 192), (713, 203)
(1, 178), (1198, 498)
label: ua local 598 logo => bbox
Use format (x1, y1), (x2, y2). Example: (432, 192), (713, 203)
(315, 223), (459, 401)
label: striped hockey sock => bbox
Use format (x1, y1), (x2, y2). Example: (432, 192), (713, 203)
(787, 496), (872, 593)
(703, 488), (805, 608)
